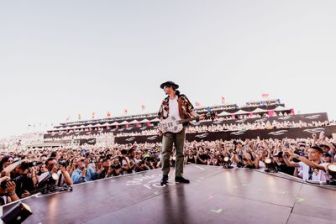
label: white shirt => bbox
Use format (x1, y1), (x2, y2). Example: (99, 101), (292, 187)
(169, 96), (181, 120)
(259, 161), (266, 168)
(298, 162), (329, 183)
(38, 171), (65, 186)
(38, 172), (49, 183)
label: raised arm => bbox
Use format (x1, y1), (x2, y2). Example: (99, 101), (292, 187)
(282, 153), (300, 168)
(292, 154), (327, 172)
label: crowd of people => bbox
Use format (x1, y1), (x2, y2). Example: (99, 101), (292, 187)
(187, 120), (332, 133)
(183, 133), (335, 180)
(0, 144), (161, 205)
(115, 120), (333, 137)
(1, 130), (336, 206)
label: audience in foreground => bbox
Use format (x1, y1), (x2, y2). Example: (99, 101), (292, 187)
(0, 132), (335, 205)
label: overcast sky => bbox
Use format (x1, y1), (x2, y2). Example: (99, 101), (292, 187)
(0, 0), (336, 138)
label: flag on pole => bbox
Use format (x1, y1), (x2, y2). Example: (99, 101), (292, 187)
(261, 93), (270, 98)
(221, 96), (225, 105)
(268, 110), (275, 117)
(141, 104), (146, 112)
(92, 112), (96, 119)
(106, 112), (112, 118)
(124, 109), (128, 115)
(290, 109), (295, 115)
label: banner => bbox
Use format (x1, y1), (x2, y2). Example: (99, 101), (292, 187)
(114, 126), (336, 144)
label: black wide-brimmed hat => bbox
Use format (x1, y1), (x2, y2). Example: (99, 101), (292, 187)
(160, 81), (179, 89)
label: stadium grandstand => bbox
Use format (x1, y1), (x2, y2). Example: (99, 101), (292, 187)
(38, 99), (335, 148)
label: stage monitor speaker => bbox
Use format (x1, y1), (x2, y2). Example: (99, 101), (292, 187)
(1, 202), (32, 224)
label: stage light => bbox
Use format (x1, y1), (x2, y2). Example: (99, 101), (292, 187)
(223, 156), (233, 169)
(327, 163), (336, 185)
(1, 202), (32, 224)
(264, 158), (277, 173)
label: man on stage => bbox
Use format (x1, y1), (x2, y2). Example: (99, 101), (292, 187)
(158, 81), (204, 186)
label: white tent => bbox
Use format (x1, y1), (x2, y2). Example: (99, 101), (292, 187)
(253, 108), (267, 113)
(218, 111), (232, 116)
(120, 121), (129, 125)
(111, 121), (120, 126)
(274, 106), (290, 112)
(150, 118), (160, 122)
(129, 120), (139, 124)
(139, 119), (150, 123)
(234, 110), (249, 115)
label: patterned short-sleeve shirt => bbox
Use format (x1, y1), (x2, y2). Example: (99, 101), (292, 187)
(158, 94), (194, 120)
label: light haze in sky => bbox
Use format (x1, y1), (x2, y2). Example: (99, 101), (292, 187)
(1, 0), (336, 138)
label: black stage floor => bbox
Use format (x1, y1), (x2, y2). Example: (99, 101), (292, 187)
(2, 165), (336, 224)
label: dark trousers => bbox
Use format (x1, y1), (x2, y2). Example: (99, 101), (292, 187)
(161, 129), (185, 177)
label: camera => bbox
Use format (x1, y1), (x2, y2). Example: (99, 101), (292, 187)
(59, 160), (69, 167)
(21, 161), (43, 170)
(0, 180), (7, 190)
(0, 176), (21, 190)
(121, 149), (128, 155)
(111, 164), (121, 169)
(294, 149), (305, 156)
(111, 160), (121, 169)
(143, 156), (155, 162)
